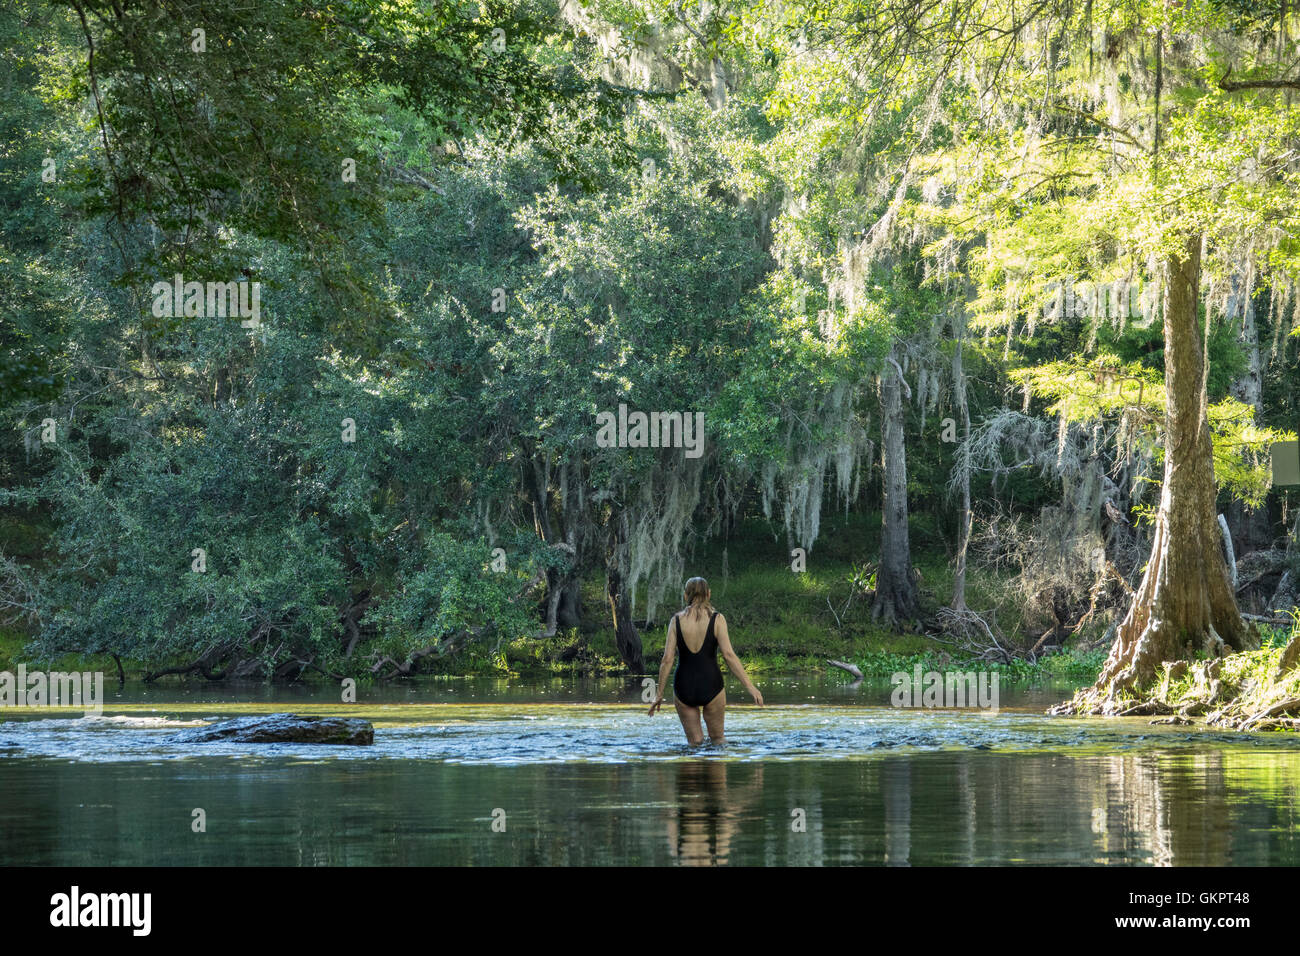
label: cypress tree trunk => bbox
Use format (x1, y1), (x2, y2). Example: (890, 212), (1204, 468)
(872, 350), (919, 627)
(1069, 235), (1244, 711)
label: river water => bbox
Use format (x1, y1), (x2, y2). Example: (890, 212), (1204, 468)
(1, 675), (1298, 865)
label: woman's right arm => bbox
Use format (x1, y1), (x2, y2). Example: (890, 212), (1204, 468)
(648, 616), (676, 715)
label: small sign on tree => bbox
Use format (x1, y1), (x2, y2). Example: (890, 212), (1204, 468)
(1272, 441), (1300, 487)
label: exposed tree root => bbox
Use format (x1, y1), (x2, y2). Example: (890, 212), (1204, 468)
(1052, 633), (1300, 732)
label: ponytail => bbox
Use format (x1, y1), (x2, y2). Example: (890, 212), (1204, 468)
(683, 576), (714, 619)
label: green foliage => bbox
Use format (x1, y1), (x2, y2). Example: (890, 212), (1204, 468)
(1012, 351), (1290, 507)
(4, 0), (1300, 685)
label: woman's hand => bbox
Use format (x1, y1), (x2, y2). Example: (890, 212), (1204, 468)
(648, 696), (664, 716)
(750, 687), (764, 707)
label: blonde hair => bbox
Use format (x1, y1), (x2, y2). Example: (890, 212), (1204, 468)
(682, 577), (714, 619)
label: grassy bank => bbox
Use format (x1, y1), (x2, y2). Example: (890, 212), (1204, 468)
(433, 512), (1106, 680)
(1, 510), (1106, 683)
(1121, 623), (1300, 731)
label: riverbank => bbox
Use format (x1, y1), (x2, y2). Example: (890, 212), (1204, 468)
(2, 511), (1114, 681)
(0, 621), (1107, 684)
(1051, 627), (1300, 733)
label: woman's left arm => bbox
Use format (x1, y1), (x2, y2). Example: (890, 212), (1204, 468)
(715, 615), (763, 706)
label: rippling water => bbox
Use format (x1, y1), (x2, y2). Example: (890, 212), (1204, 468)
(1, 676), (1298, 865)
(5, 703), (1300, 764)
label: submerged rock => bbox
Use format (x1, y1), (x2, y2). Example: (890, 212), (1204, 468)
(169, 713), (374, 746)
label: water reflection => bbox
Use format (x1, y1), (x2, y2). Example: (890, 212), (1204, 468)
(1088, 751), (1240, 866)
(667, 761), (739, 865)
(0, 746), (1297, 865)
(884, 761), (911, 866)
(2, 679), (1300, 865)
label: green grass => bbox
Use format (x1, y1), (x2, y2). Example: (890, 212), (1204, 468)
(1143, 623), (1300, 728)
(418, 511), (1101, 680)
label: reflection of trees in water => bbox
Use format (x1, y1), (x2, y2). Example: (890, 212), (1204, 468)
(956, 761), (975, 864)
(518, 750), (1294, 865)
(1098, 754), (1175, 866)
(603, 749), (1287, 865)
(884, 761), (911, 865)
(962, 752), (1232, 865)
(861, 752), (1233, 865)
(1097, 752), (1231, 866)
(783, 774), (825, 867)
(14, 746), (1300, 864)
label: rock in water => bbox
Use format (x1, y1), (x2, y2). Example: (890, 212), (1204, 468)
(170, 713), (374, 745)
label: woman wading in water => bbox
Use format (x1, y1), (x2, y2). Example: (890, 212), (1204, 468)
(648, 577), (763, 744)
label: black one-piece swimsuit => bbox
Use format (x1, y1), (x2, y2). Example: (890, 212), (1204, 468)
(673, 612), (725, 707)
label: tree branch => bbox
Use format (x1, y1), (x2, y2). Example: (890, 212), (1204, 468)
(1218, 67), (1300, 92)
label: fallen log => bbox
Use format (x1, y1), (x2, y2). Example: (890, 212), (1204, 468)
(827, 659), (865, 680)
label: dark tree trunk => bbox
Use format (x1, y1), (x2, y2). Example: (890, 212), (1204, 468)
(1068, 235), (1244, 711)
(528, 452), (582, 634)
(951, 312), (973, 611)
(557, 579), (582, 629)
(606, 568), (644, 673)
(340, 589), (372, 658)
(1226, 284), (1272, 556)
(556, 461), (582, 629)
(872, 350), (919, 627)
(605, 513), (644, 672)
